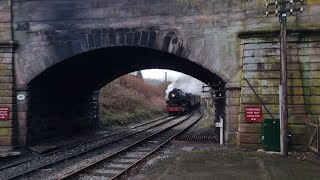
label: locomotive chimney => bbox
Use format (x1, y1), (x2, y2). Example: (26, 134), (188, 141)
(165, 71), (167, 82)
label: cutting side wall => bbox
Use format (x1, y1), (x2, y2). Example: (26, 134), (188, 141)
(238, 33), (320, 150)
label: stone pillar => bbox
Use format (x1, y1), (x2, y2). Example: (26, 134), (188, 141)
(15, 85), (28, 146)
(225, 83), (241, 144)
(0, 0), (16, 150)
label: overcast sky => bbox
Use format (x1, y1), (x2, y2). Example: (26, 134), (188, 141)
(141, 69), (184, 81)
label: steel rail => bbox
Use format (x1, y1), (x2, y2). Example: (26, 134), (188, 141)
(111, 110), (203, 180)
(2, 115), (181, 179)
(58, 110), (202, 180)
(0, 115), (170, 171)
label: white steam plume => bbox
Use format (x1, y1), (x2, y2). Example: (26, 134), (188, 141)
(165, 75), (203, 98)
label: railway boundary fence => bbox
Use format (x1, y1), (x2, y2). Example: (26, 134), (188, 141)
(306, 115), (320, 157)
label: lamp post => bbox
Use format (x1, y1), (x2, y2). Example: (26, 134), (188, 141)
(265, 0), (304, 157)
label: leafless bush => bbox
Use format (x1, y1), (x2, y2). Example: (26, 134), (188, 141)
(99, 75), (168, 124)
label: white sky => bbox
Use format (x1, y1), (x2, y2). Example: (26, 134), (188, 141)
(141, 69), (207, 96)
(141, 69), (184, 81)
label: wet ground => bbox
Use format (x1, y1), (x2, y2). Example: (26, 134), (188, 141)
(125, 108), (320, 180)
(128, 141), (320, 180)
(2, 108), (319, 179)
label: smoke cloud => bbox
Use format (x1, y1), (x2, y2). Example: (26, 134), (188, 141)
(165, 75), (203, 98)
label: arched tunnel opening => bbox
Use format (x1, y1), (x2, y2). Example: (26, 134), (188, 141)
(27, 47), (226, 145)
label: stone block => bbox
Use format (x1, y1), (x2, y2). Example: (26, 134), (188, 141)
(0, 97), (12, 104)
(226, 106), (239, 115)
(0, 128), (12, 136)
(16, 103), (28, 112)
(225, 132), (236, 144)
(287, 88), (304, 96)
(226, 115), (238, 124)
(0, 69), (12, 76)
(288, 79), (303, 87)
(291, 134), (307, 146)
(237, 142), (262, 150)
(0, 83), (13, 90)
(303, 79), (320, 87)
(289, 115), (307, 124)
(16, 135), (26, 145)
(226, 123), (237, 133)
(288, 124), (306, 135)
(242, 79), (281, 87)
(0, 64), (12, 70)
(244, 56), (279, 64)
(0, 90), (13, 97)
(17, 112), (27, 121)
(244, 71), (283, 79)
(308, 105), (320, 114)
(289, 105), (308, 114)
(226, 97), (240, 106)
(226, 90), (241, 98)
(241, 87), (277, 95)
(0, 53), (12, 58)
(241, 95), (279, 104)
(238, 123), (262, 133)
(0, 76), (13, 83)
(0, 120), (11, 128)
(302, 96), (320, 105)
(0, 137), (12, 146)
(237, 132), (261, 144)
(16, 127), (27, 136)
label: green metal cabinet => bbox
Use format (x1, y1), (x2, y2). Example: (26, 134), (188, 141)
(262, 119), (280, 152)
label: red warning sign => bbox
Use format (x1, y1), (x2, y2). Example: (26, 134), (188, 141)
(0, 107), (10, 120)
(245, 106), (262, 123)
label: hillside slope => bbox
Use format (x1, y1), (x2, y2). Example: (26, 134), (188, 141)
(99, 75), (170, 125)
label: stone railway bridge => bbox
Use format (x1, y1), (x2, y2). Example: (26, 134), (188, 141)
(0, 0), (319, 151)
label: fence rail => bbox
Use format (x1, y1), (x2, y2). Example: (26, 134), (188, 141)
(306, 115), (320, 156)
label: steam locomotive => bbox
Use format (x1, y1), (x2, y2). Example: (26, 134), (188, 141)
(166, 88), (201, 115)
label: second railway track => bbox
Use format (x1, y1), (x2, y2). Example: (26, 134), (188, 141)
(58, 109), (203, 180)
(0, 115), (178, 180)
(5, 110), (202, 180)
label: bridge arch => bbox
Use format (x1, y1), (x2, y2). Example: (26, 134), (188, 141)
(16, 28), (232, 86)
(24, 44), (226, 144)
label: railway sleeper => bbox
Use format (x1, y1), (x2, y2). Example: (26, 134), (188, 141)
(124, 153), (146, 158)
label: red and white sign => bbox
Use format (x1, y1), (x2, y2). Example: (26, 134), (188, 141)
(0, 107), (10, 120)
(245, 106), (262, 122)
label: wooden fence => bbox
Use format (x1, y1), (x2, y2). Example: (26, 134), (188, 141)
(306, 115), (320, 156)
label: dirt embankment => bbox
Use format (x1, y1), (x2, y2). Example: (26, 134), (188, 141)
(99, 75), (170, 126)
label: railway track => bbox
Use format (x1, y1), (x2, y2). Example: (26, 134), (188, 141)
(0, 115), (171, 171)
(58, 109), (202, 180)
(3, 111), (201, 180)
(0, 115), (180, 180)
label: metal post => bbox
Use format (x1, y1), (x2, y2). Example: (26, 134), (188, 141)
(216, 115), (224, 145)
(220, 116), (224, 145)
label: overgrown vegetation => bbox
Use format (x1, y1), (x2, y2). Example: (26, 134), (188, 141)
(99, 75), (171, 126)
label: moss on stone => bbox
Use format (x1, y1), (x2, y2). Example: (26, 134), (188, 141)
(0, 128), (12, 136)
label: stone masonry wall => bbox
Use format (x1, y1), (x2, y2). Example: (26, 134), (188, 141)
(225, 84), (241, 144)
(0, 0), (317, 148)
(238, 33), (320, 150)
(0, 0), (15, 151)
